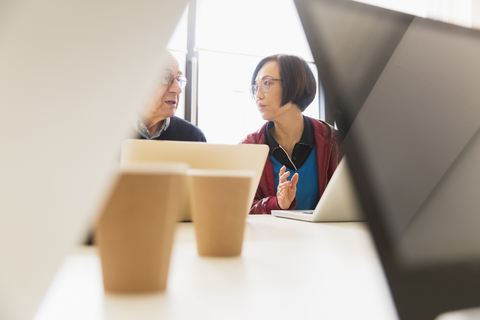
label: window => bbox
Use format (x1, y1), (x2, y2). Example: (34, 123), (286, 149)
(197, 52), (322, 144)
(167, 0), (475, 143)
(195, 0), (320, 143)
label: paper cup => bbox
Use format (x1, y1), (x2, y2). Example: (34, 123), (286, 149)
(96, 162), (188, 293)
(187, 169), (254, 257)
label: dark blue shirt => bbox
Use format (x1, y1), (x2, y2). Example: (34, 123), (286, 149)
(136, 116), (206, 142)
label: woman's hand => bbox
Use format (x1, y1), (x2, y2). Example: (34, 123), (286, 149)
(276, 165), (299, 210)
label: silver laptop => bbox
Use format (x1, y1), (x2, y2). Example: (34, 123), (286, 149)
(272, 158), (363, 222)
(120, 139), (269, 221)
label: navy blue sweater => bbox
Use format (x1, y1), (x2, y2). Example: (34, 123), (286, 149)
(139, 116), (206, 142)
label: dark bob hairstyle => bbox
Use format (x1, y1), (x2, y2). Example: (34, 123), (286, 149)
(251, 54), (316, 112)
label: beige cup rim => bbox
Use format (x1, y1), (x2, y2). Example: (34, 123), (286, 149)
(120, 161), (189, 175)
(186, 169), (254, 178)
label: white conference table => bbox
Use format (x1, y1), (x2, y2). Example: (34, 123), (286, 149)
(34, 215), (399, 320)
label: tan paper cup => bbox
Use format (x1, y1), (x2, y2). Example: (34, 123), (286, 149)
(187, 169), (254, 257)
(96, 162), (188, 293)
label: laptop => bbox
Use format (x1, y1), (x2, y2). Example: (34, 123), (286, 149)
(0, 1), (188, 320)
(120, 139), (269, 221)
(295, 0), (480, 319)
(271, 158), (363, 222)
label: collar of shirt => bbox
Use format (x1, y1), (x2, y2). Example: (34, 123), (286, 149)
(135, 117), (170, 139)
(265, 116), (314, 155)
(265, 116), (315, 171)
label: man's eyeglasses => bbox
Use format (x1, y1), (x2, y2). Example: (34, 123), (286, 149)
(249, 78), (282, 99)
(161, 73), (187, 89)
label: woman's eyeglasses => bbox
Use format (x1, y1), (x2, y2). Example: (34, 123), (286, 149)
(249, 78), (282, 99)
(161, 73), (187, 89)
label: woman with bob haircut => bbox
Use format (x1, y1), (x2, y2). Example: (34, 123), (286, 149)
(241, 54), (342, 215)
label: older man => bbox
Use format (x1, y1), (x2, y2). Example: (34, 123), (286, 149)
(136, 51), (206, 142)
(84, 52), (205, 246)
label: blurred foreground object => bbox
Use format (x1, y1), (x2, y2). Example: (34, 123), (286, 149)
(295, 0), (480, 319)
(0, 0), (187, 319)
(96, 162), (188, 293)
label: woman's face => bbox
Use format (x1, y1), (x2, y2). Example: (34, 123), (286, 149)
(254, 61), (286, 121)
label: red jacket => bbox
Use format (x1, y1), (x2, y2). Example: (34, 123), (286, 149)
(241, 117), (342, 214)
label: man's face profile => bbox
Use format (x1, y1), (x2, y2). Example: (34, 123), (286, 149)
(145, 54), (183, 124)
